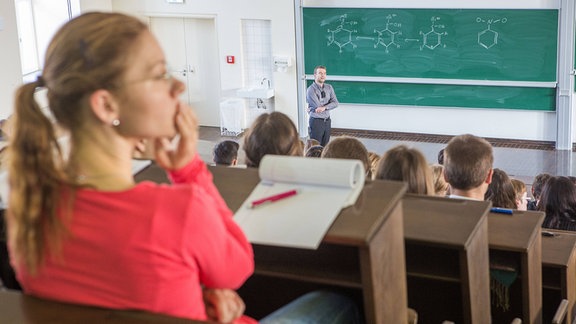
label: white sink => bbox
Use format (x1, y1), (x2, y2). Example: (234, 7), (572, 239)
(236, 87), (274, 99)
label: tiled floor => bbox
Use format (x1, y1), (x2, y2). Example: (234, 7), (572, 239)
(198, 126), (576, 188)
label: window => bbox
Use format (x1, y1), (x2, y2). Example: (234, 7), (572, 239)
(15, 0), (78, 82)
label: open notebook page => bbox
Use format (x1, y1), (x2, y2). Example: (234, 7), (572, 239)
(234, 155), (365, 249)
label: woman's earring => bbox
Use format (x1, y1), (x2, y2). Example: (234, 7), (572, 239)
(112, 119), (120, 126)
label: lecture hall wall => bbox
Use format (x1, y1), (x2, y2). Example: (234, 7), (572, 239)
(109, 0), (571, 142)
(0, 0), (570, 143)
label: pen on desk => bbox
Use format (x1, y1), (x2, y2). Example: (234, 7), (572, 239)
(249, 189), (299, 209)
(490, 207), (513, 215)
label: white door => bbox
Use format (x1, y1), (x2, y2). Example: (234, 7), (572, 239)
(150, 17), (221, 127)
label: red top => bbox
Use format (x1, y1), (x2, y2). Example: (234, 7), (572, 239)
(10, 155), (255, 322)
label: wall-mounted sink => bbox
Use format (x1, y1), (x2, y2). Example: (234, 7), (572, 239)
(236, 87), (274, 99)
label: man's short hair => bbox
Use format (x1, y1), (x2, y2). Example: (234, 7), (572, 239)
(444, 134), (493, 190)
(213, 140), (240, 166)
(314, 65), (326, 74)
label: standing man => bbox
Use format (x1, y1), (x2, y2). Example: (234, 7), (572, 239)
(306, 65), (339, 146)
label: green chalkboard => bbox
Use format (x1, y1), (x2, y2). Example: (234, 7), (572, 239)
(306, 80), (556, 111)
(304, 8), (558, 82)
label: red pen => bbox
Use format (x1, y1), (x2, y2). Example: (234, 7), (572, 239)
(250, 189), (299, 209)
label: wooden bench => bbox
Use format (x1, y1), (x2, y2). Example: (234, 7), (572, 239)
(0, 289), (206, 323)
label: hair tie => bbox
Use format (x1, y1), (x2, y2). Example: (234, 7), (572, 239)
(36, 76), (45, 87)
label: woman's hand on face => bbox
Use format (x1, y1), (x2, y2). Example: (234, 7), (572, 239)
(154, 102), (199, 171)
(203, 288), (246, 323)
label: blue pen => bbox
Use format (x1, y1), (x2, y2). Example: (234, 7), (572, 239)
(491, 207), (513, 215)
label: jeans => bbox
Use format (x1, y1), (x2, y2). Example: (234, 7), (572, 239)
(259, 291), (361, 324)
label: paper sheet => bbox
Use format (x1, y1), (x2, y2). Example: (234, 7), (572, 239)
(234, 155), (365, 249)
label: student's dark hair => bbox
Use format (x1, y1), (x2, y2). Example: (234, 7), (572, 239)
(213, 140), (239, 165)
(243, 112), (302, 167)
(484, 168), (517, 209)
(539, 176), (576, 229)
(304, 138), (320, 154)
(305, 145), (324, 158)
(7, 12), (147, 273)
(532, 173), (552, 200)
(437, 148), (445, 165)
(444, 134), (493, 190)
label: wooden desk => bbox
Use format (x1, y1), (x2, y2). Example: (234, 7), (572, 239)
(402, 194), (491, 324)
(0, 289), (203, 323)
(541, 229), (576, 324)
(137, 164), (410, 323)
(488, 209), (544, 324)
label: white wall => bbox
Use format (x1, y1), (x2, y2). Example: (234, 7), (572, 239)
(0, 0), (23, 119)
(331, 105), (557, 140)
(110, 0), (299, 126)
(78, 0), (112, 12)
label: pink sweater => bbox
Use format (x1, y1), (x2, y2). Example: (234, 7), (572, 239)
(11, 155), (254, 322)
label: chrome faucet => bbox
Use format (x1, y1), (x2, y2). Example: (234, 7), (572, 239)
(260, 77), (271, 89)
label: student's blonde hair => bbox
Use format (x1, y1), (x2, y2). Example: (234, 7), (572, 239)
(321, 136), (370, 177)
(376, 145), (434, 196)
(368, 151), (381, 180)
(511, 178), (527, 202)
(431, 164), (449, 196)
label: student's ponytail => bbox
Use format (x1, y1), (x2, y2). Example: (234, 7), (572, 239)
(7, 79), (68, 274)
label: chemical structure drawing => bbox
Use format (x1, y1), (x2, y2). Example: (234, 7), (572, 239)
(419, 16), (447, 50)
(325, 14), (451, 54)
(368, 14), (402, 53)
(327, 14), (358, 53)
(476, 17), (507, 49)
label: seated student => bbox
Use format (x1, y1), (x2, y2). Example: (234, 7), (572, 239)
(375, 145), (434, 195)
(539, 176), (576, 231)
(304, 138), (320, 155)
(6, 12), (359, 324)
(431, 164), (449, 197)
(511, 178), (528, 211)
(443, 134), (493, 201)
(305, 145), (323, 158)
(213, 140), (239, 166)
(321, 136), (371, 178)
(243, 112), (303, 167)
(528, 172), (551, 210)
(8, 12), (254, 324)
(484, 168), (517, 209)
